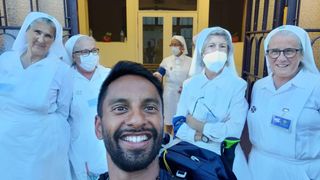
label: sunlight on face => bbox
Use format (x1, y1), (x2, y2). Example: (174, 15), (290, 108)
(26, 21), (55, 59)
(99, 75), (163, 172)
(267, 33), (302, 80)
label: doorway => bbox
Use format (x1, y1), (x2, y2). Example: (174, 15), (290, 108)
(138, 11), (197, 70)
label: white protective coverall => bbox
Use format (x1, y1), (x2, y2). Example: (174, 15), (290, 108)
(175, 27), (251, 180)
(0, 12), (72, 180)
(160, 35), (191, 125)
(65, 35), (111, 180)
(69, 65), (110, 179)
(247, 25), (320, 180)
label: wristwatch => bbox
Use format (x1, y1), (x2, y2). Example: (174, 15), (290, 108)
(201, 135), (210, 143)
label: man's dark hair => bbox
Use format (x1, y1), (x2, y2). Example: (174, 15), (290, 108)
(97, 60), (163, 117)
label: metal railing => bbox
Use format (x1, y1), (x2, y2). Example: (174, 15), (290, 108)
(242, 0), (320, 101)
(0, 0), (79, 53)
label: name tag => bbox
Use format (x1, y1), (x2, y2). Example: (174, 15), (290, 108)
(271, 115), (291, 130)
(87, 98), (98, 107)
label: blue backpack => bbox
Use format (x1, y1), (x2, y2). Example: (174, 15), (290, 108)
(159, 137), (238, 180)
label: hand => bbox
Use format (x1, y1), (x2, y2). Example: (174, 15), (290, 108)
(153, 72), (162, 82)
(172, 116), (186, 136)
(186, 114), (204, 133)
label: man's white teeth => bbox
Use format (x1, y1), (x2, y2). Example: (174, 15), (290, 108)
(124, 135), (148, 142)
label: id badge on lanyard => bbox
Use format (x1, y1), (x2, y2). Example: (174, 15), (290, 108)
(271, 108), (292, 132)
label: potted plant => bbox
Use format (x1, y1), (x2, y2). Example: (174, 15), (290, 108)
(103, 32), (112, 42)
(232, 32), (239, 42)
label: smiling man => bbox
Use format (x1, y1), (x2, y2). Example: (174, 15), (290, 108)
(95, 61), (171, 180)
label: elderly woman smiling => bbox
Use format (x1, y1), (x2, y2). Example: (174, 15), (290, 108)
(247, 25), (320, 180)
(0, 12), (72, 179)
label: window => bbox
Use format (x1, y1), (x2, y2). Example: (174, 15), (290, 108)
(139, 0), (197, 11)
(209, 0), (245, 42)
(143, 17), (163, 64)
(172, 17), (193, 56)
(88, 0), (127, 42)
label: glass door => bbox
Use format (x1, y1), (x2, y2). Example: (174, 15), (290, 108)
(172, 17), (194, 57)
(138, 11), (197, 68)
(142, 16), (164, 64)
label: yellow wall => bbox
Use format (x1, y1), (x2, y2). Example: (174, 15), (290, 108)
(77, 0), (244, 71)
(299, 0), (320, 68)
(77, 0), (89, 35)
(197, 0), (210, 33)
(233, 42), (244, 74)
(78, 0), (138, 67)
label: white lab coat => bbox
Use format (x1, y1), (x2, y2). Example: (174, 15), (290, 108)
(0, 51), (73, 180)
(69, 65), (110, 180)
(160, 54), (191, 125)
(175, 67), (250, 180)
(247, 69), (320, 180)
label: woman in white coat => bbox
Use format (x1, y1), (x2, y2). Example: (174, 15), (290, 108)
(173, 27), (251, 180)
(65, 34), (111, 180)
(247, 25), (320, 180)
(0, 12), (72, 179)
(153, 35), (191, 134)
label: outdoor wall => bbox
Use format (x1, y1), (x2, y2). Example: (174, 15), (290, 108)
(78, 0), (138, 68)
(0, 0), (246, 72)
(1, 0), (28, 26)
(77, 0), (249, 71)
(80, 0), (194, 67)
(0, 0), (65, 27)
(0, 0), (67, 52)
(234, 42), (244, 75)
(299, 0), (320, 68)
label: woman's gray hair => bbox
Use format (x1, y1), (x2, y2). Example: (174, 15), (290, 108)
(201, 29), (232, 56)
(268, 30), (303, 55)
(71, 35), (96, 65)
(73, 36), (96, 52)
(26, 17), (56, 39)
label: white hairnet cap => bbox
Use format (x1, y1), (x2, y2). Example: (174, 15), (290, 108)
(188, 27), (238, 77)
(264, 25), (319, 74)
(12, 11), (69, 64)
(172, 35), (188, 55)
(64, 34), (85, 65)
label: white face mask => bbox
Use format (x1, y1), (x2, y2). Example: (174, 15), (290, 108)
(203, 51), (227, 73)
(171, 46), (181, 56)
(79, 53), (99, 72)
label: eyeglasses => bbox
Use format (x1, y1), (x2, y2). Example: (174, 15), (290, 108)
(266, 48), (301, 59)
(73, 48), (99, 56)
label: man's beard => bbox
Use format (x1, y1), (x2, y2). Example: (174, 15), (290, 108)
(102, 125), (163, 172)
